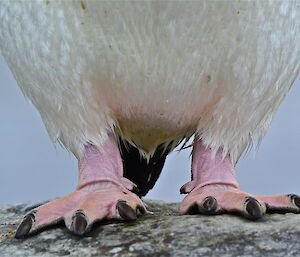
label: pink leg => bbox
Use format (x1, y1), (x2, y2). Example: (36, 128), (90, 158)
(15, 133), (146, 238)
(180, 138), (300, 220)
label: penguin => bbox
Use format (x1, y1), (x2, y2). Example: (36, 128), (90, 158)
(0, 1), (299, 238)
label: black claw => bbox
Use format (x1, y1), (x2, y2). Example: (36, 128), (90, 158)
(245, 197), (264, 220)
(288, 194), (300, 208)
(131, 185), (140, 194)
(71, 211), (88, 236)
(116, 201), (137, 221)
(295, 197), (300, 208)
(180, 186), (188, 194)
(186, 203), (199, 215)
(137, 205), (146, 215)
(15, 213), (35, 239)
(202, 196), (218, 214)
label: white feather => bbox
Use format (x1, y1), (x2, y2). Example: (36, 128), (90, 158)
(0, 0), (299, 159)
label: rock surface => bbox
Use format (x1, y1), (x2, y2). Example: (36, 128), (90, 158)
(1, 200), (300, 257)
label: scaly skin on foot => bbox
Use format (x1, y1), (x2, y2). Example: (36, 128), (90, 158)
(180, 138), (300, 220)
(15, 134), (146, 238)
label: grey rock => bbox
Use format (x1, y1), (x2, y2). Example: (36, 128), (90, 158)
(1, 200), (300, 257)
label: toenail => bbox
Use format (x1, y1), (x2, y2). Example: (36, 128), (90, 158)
(180, 186), (188, 194)
(202, 196), (218, 213)
(186, 203), (199, 215)
(137, 205), (146, 215)
(294, 197), (300, 208)
(15, 212), (35, 239)
(245, 197), (264, 220)
(131, 185), (140, 194)
(116, 201), (137, 221)
(71, 211), (88, 236)
(288, 194), (300, 208)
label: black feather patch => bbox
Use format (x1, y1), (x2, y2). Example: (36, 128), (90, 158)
(119, 137), (171, 197)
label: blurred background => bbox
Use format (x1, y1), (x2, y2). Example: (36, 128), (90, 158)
(0, 56), (299, 206)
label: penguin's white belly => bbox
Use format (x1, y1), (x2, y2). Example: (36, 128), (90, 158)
(0, 1), (299, 156)
(101, 88), (203, 153)
(98, 68), (222, 152)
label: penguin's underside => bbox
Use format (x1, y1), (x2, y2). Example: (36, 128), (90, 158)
(1, 1), (300, 238)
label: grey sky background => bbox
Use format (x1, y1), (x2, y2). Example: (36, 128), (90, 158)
(0, 56), (299, 206)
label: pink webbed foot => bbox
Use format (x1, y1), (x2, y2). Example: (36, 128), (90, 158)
(15, 134), (146, 238)
(180, 139), (300, 220)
